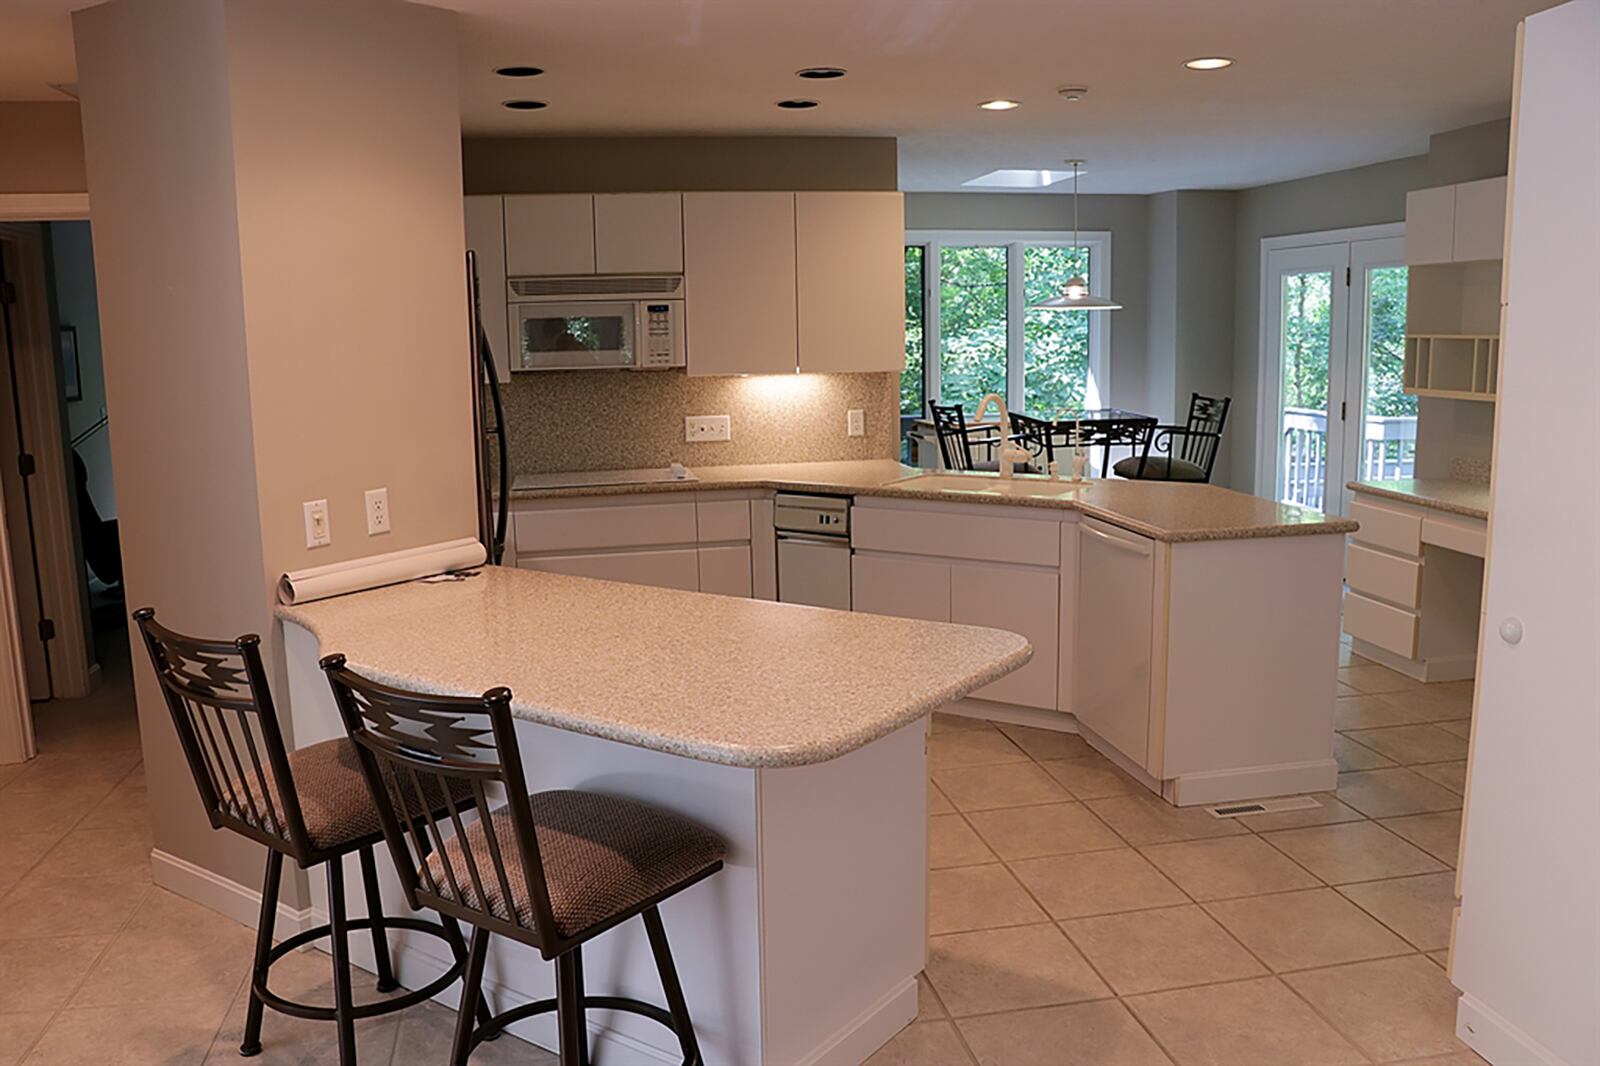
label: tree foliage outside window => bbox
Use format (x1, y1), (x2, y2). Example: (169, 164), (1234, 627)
(1281, 271), (1332, 412)
(1023, 246), (1092, 417)
(1365, 266), (1413, 418)
(903, 246), (925, 416)
(938, 245), (1008, 413)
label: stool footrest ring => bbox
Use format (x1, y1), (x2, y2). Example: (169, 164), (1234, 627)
(469, 995), (690, 1061)
(253, 916), (467, 1022)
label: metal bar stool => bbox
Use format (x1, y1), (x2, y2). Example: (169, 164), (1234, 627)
(133, 609), (493, 1063)
(321, 654), (726, 1066)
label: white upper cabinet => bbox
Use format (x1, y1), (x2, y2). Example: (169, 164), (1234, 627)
(682, 192), (799, 376)
(463, 194), (510, 381)
(594, 193), (683, 274)
(1405, 177), (1508, 265)
(1405, 185), (1456, 265)
(1452, 176), (1509, 263)
(504, 194), (596, 276)
(795, 192), (907, 374)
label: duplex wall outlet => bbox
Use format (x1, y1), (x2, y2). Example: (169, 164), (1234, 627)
(685, 414), (732, 443)
(303, 499), (331, 548)
(365, 487), (391, 535)
(847, 408), (865, 437)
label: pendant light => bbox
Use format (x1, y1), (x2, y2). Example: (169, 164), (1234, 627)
(1032, 160), (1121, 311)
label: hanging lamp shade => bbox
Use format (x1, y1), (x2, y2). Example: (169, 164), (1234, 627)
(1031, 159), (1120, 312)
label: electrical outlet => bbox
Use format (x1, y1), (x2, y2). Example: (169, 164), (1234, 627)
(365, 487), (390, 535)
(847, 408), (865, 437)
(684, 414), (732, 442)
(303, 499), (331, 548)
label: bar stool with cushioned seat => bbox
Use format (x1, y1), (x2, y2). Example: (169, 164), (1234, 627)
(320, 654), (726, 1066)
(133, 609), (493, 1064)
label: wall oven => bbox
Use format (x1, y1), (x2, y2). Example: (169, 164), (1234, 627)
(506, 275), (685, 371)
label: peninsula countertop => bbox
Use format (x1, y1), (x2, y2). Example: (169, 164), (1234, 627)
(509, 460), (1357, 543)
(1349, 478), (1491, 520)
(277, 565), (1031, 769)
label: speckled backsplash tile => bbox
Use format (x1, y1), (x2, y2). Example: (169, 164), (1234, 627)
(1450, 457), (1491, 484)
(495, 370), (901, 475)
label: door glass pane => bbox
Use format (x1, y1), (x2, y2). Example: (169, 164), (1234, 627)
(901, 246), (926, 462)
(1359, 265), (1415, 481)
(938, 245), (1007, 413)
(1022, 245), (1092, 418)
(1278, 270), (1333, 509)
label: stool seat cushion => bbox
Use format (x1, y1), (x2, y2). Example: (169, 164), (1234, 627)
(423, 790), (726, 939)
(230, 737), (468, 853)
(1112, 455), (1208, 481)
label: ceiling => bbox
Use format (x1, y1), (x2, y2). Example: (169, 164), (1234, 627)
(2, 0), (1556, 193)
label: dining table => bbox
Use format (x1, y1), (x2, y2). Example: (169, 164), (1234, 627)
(1011, 408), (1160, 474)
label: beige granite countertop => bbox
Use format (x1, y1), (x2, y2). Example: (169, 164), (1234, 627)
(510, 461), (1356, 542)
(278, 565), (1030, 769)
(1349, 479), (1490, 520)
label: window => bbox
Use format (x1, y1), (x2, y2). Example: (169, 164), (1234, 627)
(904, 231), (1110, 424)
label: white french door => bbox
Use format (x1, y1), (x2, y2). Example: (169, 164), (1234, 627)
(1257, 226), (1408, 516)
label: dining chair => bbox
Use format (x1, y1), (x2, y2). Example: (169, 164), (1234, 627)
(929, 401), (999, 472)
(1114, 393), (1232, 482)
(1008, 412), (1061, 469)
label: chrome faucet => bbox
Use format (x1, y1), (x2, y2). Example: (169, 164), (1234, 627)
(974, 393), (1031, 479)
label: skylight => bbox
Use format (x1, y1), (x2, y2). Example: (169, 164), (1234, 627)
(961, 168), (1080, 189)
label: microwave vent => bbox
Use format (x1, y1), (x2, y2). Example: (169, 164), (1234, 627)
(508, 275), (683, 298)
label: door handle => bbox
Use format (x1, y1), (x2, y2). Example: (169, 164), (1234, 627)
(1498, 617), (1523, 645)
(1081, 523), (1152, 556)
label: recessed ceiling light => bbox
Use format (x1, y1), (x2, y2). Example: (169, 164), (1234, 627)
(796, 67), (846, 80)
(962, 168), (1081, 189)
(776, 99), (819, 109)
(1184, 56), (1235, 70)
(978, 99), (1021, 111)
(494, 66), (545, 78)
(502, 99), (548, 110)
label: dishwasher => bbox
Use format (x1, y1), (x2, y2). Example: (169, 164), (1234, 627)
(773, 494), (852, 610)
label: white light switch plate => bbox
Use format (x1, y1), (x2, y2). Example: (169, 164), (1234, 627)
(303, 499), (331, 548)
(685, 414), (731, 442)
(365, 487), (390, 535)
(847, 409), (865, 437)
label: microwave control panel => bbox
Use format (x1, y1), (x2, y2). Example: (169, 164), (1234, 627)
(640, 303), (680, 368)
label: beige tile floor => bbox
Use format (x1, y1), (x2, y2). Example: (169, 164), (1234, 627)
(2, 635), (1487, 1065)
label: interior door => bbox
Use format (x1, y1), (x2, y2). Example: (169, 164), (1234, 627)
(1263, 243), (1351, 514)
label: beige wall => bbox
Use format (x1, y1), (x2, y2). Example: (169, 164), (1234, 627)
(0, 103), (86, 194)
(75, 0), (473, 901)
(462, 136), (897, 194)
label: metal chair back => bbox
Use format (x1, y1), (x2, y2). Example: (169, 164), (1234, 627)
(320, 656), (564, 956)
(133, 608), (314, 859)
(1179, 393), (1232, 473)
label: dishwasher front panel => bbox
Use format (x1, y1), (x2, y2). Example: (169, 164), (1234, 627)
(776, 534), (853, 610)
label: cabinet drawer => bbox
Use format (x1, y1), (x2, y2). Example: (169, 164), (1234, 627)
(1343, 591), (1419, 659)
(1349, 499), (1422, 556)
(851, 505), (1060, 567)
(513, 500), (698, 553)
(1346, 543), (1422, 608)
(697, 498), (751, 542)
(1421, 513), (1487, 558)
(519, 548), (700, 592)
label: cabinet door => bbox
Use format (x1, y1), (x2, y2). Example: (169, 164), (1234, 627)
(595, 193), (683, 274)
(1452, 176), (1509, 262)
(851, 552), (949, 622)
(504, 194), (596, 276)
(1074, 520), (1155, 770)
(682, 192), (797, 375)
(950, 563), (1059, 709)
(1404, 185), (1456, 266)
(519, 548), (699, 592)
(464, 195), (510, 381)
(795, 192), (906, 373)
(698, 544), (752, 598)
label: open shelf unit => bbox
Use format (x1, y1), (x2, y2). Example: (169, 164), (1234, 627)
(1404, 333), (1500, 401)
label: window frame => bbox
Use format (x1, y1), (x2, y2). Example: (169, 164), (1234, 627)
(905, 228), (1113, 417)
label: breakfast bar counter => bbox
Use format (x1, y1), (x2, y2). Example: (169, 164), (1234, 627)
(277, 565), (1030, 1065)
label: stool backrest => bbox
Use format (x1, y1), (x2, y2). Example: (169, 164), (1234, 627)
(133, 607), (313, 858)
(320, 655), (559, 953)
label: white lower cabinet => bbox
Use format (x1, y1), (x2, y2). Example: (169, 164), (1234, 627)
(1074, 519), (1156, 772)
(950, 563), (1058, 710)
(521, 547), (700, 591)
(698, 544), (753, 598)
(851, 552), (949, 622)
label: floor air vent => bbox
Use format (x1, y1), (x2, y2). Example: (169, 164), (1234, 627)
(1205, 796), (1322, 820)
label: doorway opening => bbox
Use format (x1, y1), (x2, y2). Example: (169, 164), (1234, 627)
(1255, 224), (1412, 516)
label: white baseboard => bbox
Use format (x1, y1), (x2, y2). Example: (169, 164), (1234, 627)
(1351, 639), (1477, 682)
(1457, 993), (1570, 1066)
(150, 848), (318, 937)
(1166, 759), (1340, 807)
(943, 697), (1081, 733)
(796, 977), (917, 1066)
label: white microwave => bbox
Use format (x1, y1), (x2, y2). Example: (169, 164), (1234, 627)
(506, 276), (685, 372)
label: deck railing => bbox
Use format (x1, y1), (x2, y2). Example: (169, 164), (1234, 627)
(1280, 407), (1416, 511)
